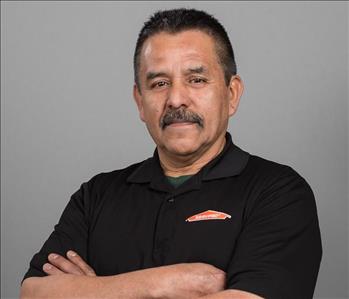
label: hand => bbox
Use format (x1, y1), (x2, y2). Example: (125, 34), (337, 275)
(155, 262), (226, 299)
(43, 250), (96, 277)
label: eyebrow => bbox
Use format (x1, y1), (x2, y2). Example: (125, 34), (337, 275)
(146, 71), (168, 82)
(145, 66), (209, 82)
(184, 66), (208, 75)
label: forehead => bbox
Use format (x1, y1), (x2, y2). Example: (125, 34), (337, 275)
(139, 30), (220, 73)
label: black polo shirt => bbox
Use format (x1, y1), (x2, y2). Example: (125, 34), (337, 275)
(23, 132), (322, 299)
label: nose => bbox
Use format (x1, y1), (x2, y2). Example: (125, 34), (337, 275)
(166, 80), (190, 109)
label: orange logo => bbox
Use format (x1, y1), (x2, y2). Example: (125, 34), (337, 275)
(185, 210), (231, 222)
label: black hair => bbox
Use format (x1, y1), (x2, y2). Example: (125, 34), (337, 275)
(133, 8), (237, 90)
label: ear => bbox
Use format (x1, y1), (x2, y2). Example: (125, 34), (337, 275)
(133, 84), (146, 122)
(227, 75), (244, 117)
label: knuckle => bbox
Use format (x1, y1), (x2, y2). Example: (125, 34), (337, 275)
(68, 267), (82, 275)
(51, 258), (65, 267)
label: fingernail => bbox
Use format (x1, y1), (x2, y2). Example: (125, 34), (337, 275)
(50, 254), (58, 259)
(43, 263), (52, 270)
(67, 250), (77, 257)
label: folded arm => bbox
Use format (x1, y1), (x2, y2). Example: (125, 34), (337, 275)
(21, 270), (162, 299)
(20, 252), (225, 299)
(20, 251), (262, 299)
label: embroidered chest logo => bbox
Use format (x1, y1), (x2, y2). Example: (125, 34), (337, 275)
(185, 210), (231, 222)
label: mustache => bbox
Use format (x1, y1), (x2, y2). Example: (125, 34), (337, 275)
(160, 108), (204, 129)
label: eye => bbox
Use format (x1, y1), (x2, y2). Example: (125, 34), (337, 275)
(189, 77), (207, 84)
(151, 80), (169, 89)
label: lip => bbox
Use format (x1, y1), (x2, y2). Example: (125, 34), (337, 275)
(166, 122), (196, 128)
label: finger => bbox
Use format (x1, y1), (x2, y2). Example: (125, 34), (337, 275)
(66, 250), (96, 276)
(42, 263), (64, 276)
(48, 253), (84, 275)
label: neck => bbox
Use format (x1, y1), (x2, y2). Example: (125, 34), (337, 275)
(158, 134), (226, 177)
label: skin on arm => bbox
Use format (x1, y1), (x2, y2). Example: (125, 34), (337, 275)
(20, 251), (226, 299)
(201, 289), (264, 299)
(55, 252), (263, 299)
(21, 271), (158, 299)
(21, 276), (263, 299)
(21, 251), (262, 299)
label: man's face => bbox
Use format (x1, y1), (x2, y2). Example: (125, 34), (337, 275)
(134, 30), (242, 158)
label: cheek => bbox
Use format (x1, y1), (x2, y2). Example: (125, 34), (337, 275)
(194, 88), (228, 118)
(142, 100), (164, 125)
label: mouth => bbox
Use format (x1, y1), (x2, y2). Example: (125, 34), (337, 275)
(160, 109), (204, 129)
(167, 122), (196, 127)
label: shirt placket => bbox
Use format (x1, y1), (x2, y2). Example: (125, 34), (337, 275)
(152, 193), (177, 266)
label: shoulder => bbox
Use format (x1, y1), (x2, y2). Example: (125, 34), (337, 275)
(240, 153), (317, 214)
(244, 153), (311, 189)
(242, 153), (317, 219)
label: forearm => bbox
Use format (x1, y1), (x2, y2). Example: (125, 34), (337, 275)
(21, 258), (226, 299)
(200, 289), (264, 299)
(20, 269), (159, 299)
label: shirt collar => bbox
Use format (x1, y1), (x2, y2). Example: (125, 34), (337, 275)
(127, 132), (250, 187)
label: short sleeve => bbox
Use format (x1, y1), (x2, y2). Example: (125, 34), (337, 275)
(226, 167), (322, 299)
(22, 178), (95, 283)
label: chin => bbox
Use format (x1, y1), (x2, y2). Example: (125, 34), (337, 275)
(164, 139), (200, 157)
(154, 125), (204, 156)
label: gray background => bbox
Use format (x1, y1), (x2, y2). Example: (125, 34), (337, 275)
(1, 1), (348, 298)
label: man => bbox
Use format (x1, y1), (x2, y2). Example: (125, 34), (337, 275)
(20, 8), (322, 299)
